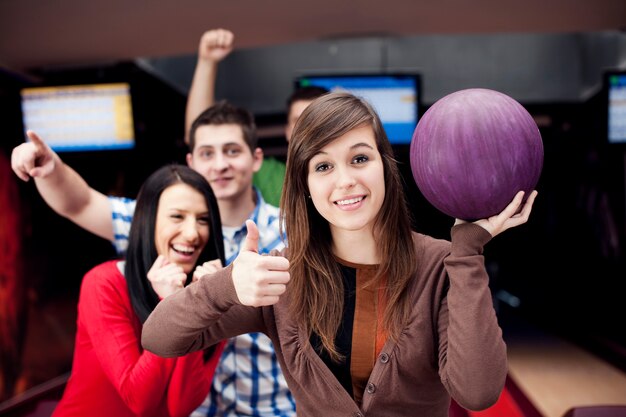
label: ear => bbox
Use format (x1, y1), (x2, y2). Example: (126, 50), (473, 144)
(186, 152), (194, 168)
(251, 147), (264, 173)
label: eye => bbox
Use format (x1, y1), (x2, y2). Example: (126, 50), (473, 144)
(314, 162), (331, 172)
(170, 214), (184, 220)
(199, 149), (212, 158)
(197, 216), (210, 225)
(353, 154), (369, 164)
(225, 148), (242, 156)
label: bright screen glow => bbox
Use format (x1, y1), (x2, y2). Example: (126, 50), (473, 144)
(608, 72), (626, 144)
(21, 83), (135, 152)
(296, 74), (420, 145)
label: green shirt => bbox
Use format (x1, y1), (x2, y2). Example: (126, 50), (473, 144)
(253, 156), (286, 207)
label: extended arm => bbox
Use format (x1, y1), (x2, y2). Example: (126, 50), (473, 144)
(185, 28), (234, 144)
(11, 130), (114, 241)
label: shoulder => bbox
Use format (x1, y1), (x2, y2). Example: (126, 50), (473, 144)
(411, 231), (451, 264)
(80, 260), (127, 298)
(109, 196), (136, 217)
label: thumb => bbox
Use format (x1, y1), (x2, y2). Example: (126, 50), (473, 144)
(241, 219), (259, 254)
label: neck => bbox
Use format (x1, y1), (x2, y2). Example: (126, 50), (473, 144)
(331, 227), (379, 265)
(218, 188), (257, 227)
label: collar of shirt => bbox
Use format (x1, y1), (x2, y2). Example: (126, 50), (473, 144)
(223, 187), (285, 265)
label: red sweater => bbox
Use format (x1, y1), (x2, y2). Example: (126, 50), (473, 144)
(52, 260), (224, 417)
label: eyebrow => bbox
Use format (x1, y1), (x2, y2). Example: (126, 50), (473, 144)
(313, 142), (375, 157)
(165, 207), (210, 214)
(196, 142), (244, 149)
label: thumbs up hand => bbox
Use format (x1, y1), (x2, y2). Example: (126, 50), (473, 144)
(231, 220), (290, 307)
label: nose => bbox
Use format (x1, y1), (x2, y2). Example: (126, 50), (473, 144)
(212, 152), (229, 171)
(181, 218), (200, 242)
(335, 165), (357, 189)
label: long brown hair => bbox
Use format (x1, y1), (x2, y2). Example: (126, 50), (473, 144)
(281, 92), (417, 360)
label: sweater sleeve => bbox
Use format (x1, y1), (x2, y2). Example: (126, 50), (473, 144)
(79, 263), (211, 416)
(142, 264), (265, 357)
(437, 223), (507, 411)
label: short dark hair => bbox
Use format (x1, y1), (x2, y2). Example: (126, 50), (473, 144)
(286, 86), (329, 110)
(125, 164), (225, 323)
(189, 100), (258, 153)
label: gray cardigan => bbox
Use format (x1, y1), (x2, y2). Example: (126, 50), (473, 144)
(142, 223), (507, 417)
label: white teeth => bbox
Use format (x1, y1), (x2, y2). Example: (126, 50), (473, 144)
(172, 244), (195, 254)
(336, 197), (363, 206)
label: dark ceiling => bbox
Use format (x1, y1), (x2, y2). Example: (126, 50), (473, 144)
(1, 0), (625, 75)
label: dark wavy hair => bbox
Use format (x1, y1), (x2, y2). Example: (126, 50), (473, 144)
(124, 164), (225, 324)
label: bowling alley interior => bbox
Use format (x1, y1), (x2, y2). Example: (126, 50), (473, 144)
(2, 1), (626, 416)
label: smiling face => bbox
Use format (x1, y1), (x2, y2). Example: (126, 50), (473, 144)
(187, 123), (262, 204)
(307, 124), (385, 238)
(154, 183), (210, 274)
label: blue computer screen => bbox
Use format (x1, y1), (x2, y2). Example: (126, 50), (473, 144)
(21, 83), (135, 152)
(296, 74), (420, 145)
(607, 72), (626, 144)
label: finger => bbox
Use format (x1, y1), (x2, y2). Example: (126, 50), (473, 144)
(241, 219), (259, 254)
(497, 191), (525, 220)
(222, 30), (234, 47)
(165, 269), (186, 287)
(155, 254), (168, 268)
(11, 148), (31, 181)
(162, 262), (185, 276)
(258, 255), (289, 273)
(26, 130), (48, 155)
(515, 190), (538, 220)
(207, 259), (223, 269)
(192, 267), (205, 282)
(30, 161), (54, 178)
(255, 295), (280, 307)
(263, 283), (288, 296)
(257, 270), (291, 286)
(200, 259), (222, 274)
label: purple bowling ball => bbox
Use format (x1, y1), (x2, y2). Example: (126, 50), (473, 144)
(410, 88), (543, 221)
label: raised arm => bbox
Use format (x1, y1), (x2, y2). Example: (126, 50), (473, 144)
(11, 130), (114, 241)
(185, 28), (234, 144)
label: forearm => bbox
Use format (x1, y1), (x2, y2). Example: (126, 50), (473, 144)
(440, 224), (507, 410)
(185, 59), (218, 144)
(142, 265), (262, 357)
(34, 154), (91, 218)
(33, 155), (114, 241)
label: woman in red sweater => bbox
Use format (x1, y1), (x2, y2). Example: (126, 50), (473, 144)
(53, 164), (226, 417)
